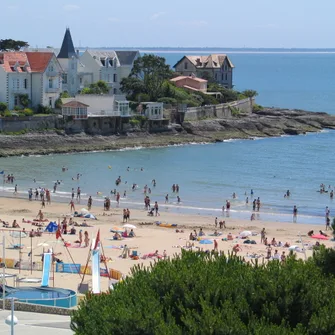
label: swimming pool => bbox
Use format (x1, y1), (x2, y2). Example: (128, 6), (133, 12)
(1, 286), (77, 308)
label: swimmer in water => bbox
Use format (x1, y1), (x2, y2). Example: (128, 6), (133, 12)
(177, 196), (181, 203)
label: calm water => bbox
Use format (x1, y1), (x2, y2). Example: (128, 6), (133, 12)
(0, 51), (334, 225)
(157, 51), (335, 114)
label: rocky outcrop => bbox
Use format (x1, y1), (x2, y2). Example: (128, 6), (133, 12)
(0, 108), (334, 157)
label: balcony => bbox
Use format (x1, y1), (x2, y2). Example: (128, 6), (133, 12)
(88, 110), (120, 117)
(11, 88), (29, 94)
(45, 87), (59, 93)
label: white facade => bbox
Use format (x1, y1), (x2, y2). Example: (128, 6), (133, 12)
(62, 94), (131, 117)
(0, 52), (62, 110)
(78, 50), (139, 95)
(143, 102), (164, 120)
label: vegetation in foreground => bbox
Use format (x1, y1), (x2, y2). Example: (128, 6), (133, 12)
(71, 247), (335, 335)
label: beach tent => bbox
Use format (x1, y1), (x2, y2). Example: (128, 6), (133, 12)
(45, 221), (58, 233)
(73, 209), (97, 220)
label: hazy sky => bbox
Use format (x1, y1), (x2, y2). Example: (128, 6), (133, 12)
(2, 0), (334, 48)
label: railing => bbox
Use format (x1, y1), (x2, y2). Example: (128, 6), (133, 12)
(45, 87), (59, 93)
(148, 114), (164, 120)
(88, 110), (132, 117)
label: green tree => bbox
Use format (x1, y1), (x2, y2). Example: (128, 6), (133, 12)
(0, 39), (29, 51)
(121, 54), (173, 101)
(18, 94), (30, 108)
(71, 251), (335, 334)
(81, 81), (109, 95)
(0, 102), (8, 113)
(242, 89), (258, 98)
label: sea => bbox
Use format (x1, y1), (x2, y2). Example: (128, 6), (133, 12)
(1, 50), (335, 225)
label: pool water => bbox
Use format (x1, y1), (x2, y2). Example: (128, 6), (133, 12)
(3, 287), (77, 308)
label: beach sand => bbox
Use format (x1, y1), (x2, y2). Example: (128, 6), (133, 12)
(0, 196), (332, 293)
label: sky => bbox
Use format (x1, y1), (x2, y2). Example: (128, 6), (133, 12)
(2, 0), (335, 48)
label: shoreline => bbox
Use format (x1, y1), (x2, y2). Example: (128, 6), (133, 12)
(0, 196), (333, 294)
(1, 108), (335, 157)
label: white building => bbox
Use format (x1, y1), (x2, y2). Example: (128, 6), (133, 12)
(61, 95), (132, 118)
(78, 49), (139, 95)
(0, 51), (62, 109)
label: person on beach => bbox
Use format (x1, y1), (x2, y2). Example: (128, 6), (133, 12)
(123, 209), (127, 223)
(69, 200), (75, 212)
(256, 197), (261, 211)
(273, 249), (280, 260)
(177, 196), (181, 203)
(14, 184), (18, 195)
(214, 239), (218, 252)
(77, 187), (81, 202)
(71, 188), (75, 200)
(226, 200), (231, 211)
(176, 184), (179, 193)
(293, 205), (298, 222)
(78, 230), (83, 246)
(116, 192), (120, 206)
(37, 210), (44, 221)
(126, 208), (130, 221)
(246, 197), (249, 204)
(41, 198), (45, 208)
(35, 188), (39, 200)
(87, 196), (92, 210)
(84, 231), (89, 247)
(252, 199), (256, 211)
(266, 245), (272, 259)
(165, 194), (169, 204)
(260, 228), (266, 244)
(326, 216), (331, 230)
(232, 244), (241, 255)
(154, 201), (159, 216)
(281, 251), (286, 262)
(215, 217), (218, 228)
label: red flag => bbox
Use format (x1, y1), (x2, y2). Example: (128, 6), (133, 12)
(94, 229), (100, 250)
(56, 225), (61, 240)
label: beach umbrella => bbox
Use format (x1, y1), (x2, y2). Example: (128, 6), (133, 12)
(199, 239), (213, 245)
(10, 231), (27, 238)
(239, 231), (252, 238)
(311, 234), (329, 240)
(123, 224), (137, 229)
(110, 227), (124, 233)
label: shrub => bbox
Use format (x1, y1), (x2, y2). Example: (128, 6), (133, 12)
(183, 99), (199, 107)
(36, 104), (53, 114)
(13, 105), (21, 111)
(23, 108), (34, 116)
(71, 251), (335, 334)
(4, 111), (12, 117)
(0, 102), (7, 113)
(135, 93), (150, 102)
(253, 104), (264, 112)
(129, 118), (140, 126)
(18, 93), (30, 107)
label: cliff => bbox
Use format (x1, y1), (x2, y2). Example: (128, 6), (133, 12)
(0, 108), (335, 157)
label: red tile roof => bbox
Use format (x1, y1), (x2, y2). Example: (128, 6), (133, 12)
(62, 100), (89, 108)
(25, 52), (53, 72)
(0, 52), (31, 73)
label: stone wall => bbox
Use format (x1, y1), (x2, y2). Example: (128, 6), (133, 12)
(183, 98), (254, 122)
(3, 300), (73, 315)
(0, 116), (59, 133)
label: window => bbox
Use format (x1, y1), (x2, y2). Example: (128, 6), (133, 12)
(100, 58), (106, 66)
(14, 96), (18, 106)
(50, 65), (54, 72)
(184, 62), (188, 70)
(79, 77), (83, 84)
(225, 73), (228, 81)
(24, 79), (27, 89)
(12, 79), (15, 89)
(113, 74), (117, 82)
(49, 79), (53, 88)
(109, 59), (113, 67)
(224, 65), (228, 71)
(221, 73), (224, 81)
(62, 73), (67, 84)
(49, 97), (53, 107)
(113, 88), (117, 94)
(16, 79), (20, 89)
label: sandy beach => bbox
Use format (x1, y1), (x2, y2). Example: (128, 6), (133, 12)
(0, 196), (332, 293)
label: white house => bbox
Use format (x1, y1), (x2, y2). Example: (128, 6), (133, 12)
(137, 102), (164, 120)
(0, 51), (62, 109)
(61, 95), (132, 118)
(78, 49), (139, 95)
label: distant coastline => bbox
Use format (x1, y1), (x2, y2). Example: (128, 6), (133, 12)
(76, 47), (335, 54)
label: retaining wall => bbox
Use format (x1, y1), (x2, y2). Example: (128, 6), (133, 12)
(183, 98), (254, 122)
(0, 116), (59, 132)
